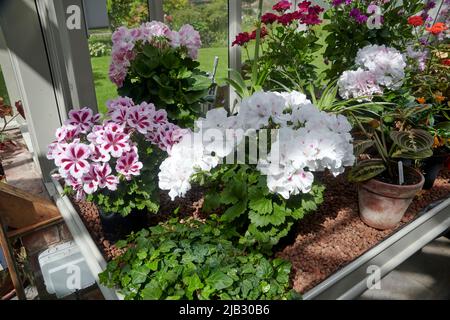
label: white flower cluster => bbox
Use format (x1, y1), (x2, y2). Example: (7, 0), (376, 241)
(158, 91), (355, 200)
(338, 44), (406, 100)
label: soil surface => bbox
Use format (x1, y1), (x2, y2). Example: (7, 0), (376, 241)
(277, 170), (450, 293)
(72, 170), (450, 293)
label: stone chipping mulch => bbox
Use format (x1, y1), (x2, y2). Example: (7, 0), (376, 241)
(277, 170), (450, 293)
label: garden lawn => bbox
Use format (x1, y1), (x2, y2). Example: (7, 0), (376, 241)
(91, 46), (229, 113)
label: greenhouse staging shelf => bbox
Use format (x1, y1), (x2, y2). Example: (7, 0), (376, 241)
(47, 173), (122, 301)
(47, 170), (450, 300)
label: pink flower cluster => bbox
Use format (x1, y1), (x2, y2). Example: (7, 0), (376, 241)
(106, 96), (187, 152)
(109, 21), (201, 87)
(48, 98), (186, 200)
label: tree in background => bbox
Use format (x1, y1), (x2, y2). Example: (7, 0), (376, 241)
(107, 0), (148, 29)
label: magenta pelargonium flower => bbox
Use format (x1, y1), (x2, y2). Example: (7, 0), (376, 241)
(82, 165), (99, 194)
(65, 107), (100, 133)
(55, 140), (91, 179)
(97, 123), (131, 158)
(116, 148), (143, 180)
(95, 163), (119, 191)
(156, 123), (188, 151)
(127, 104), (155, 134)
(48, 97), (186, 200)
(273, 1), (292, 12)
(55, 124), (80, 142)
(107, 96), (134, 114)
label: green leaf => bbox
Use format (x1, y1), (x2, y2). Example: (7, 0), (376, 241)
(392, 148), (433, 159)
(390, 129), (434, 152)
(248, 197), (272, 215)
(115, 240), (127, 249)
(137, 249), (148, 260)
(206, 271), (234, 290)
(143, 45), (159, 59)
(130, 266), (150, 285)
(261, 281), (271, 293)
(159, 240), (177, 253)
(187, 74), (211, 92)
(347, 160), (386, 183)
(203, 192), (221, 212)
(184, 273), (204, 297)
(435, 121), (450, 130)
(142, 281), (162, 300)
(354, 140), (375, 157)
(256, 258), (273, 278)
(220, 200), (247, 222)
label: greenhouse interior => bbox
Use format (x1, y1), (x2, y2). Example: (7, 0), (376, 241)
(0, 0), (449, 305)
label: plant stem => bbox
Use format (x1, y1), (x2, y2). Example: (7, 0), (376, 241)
(1, 114), (19, 135)
(251, 0), (264, 90)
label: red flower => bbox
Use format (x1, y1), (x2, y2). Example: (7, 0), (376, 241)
(272, 0), (291, 12)
(308, 4), (324, 15)
(298, 1), (311, 13)
(407, 16), (424, 27)
(426, 22), (448, 35)
(442, 58), (450, 66)
(301, 13), (322, 25)
(250, 27), (268, 40)
(232, 31), (251, 46)
(277, 12), (297, 25)
(261, 12), (279, 24)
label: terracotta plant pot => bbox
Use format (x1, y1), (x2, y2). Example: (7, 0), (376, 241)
(358, 167), (424, 230)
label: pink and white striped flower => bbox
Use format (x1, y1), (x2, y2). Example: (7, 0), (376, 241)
(157, 123), (188, 151)
(116, 149), (143, 180)
(55, 141), (91, 179)
(110, 105), (129, 128)
(89, 143), (111, 163)
(65, 107), (98, 133)
(47, 141), (68, 160)
(82, 166), (99, 194)
(55, 125), (80, 142)
(127, 105), (153, 134)
(65, 175), (86, 201)
(97, 123), (131, 158)
(106, 96), (134, 115)
(152, 109), (168, 125)
(94, 163), (119, 191)
(87, 125), (105, 144)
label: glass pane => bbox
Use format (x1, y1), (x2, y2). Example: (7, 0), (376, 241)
(86, 0), (150, 113)
(163, 0), (229, 84)
(0, 67), (10, 105)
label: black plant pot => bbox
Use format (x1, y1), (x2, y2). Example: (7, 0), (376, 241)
(422, 154), (448, 190)
(99, 208), (150, 242)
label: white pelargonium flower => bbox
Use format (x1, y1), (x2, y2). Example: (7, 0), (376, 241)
(355, 44), (406, 90)
(159, 90), (355, 201)
(338, 68), (383, 101)
(158, 132), (220, 200)
(237, 91), (287, 131)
